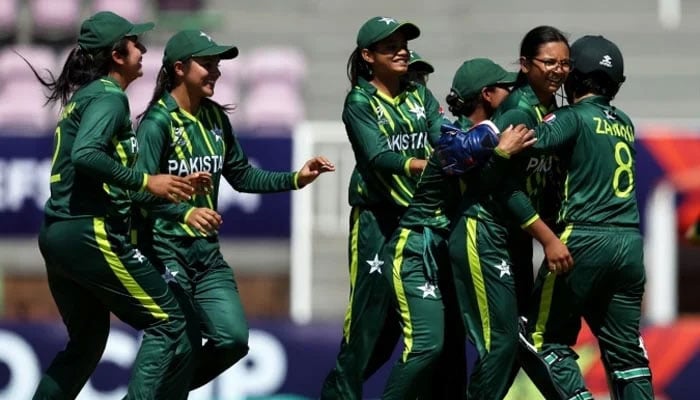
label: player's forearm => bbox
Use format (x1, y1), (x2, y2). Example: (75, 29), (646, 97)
(372, 152), (420, 176)
(524, 217), (559, 247)
(72, 148), (144, 191)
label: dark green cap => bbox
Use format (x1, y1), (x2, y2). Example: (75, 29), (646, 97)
(356, 16), (420, 48)
(164, 30), (239, 64)
(408, 50), (434, 73)
(570, 35), (625, 83)
(451, 58), (517, 98)
(78, 11), (154, 50)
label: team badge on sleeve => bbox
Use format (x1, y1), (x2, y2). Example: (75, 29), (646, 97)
(543, 113), (556, 124)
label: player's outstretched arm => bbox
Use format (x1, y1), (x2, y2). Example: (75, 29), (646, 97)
(295, 156), (336, 188)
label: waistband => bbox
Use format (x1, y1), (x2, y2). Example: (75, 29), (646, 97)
(561, 222), (640, 234)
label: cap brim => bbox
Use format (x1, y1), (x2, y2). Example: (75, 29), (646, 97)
(127, 22), (155, 36)
(396, 22), (420, 41)
(496, 71), (518, 85)
(409, 60), (434, 74)
(194, 45), (239, 60)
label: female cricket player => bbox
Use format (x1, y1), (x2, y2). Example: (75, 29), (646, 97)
(523, 35), (654, 400)
(31, 11), (201, 400)
(380, 57), (536, 398)
(320, 15), (443, 400)
(134, 29), (334, 391)
(446, 26), (575, 399)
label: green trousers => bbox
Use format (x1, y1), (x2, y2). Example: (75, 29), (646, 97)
(525, 225), (653, 400)
(382, 227), (466, 399)
(449, 216), (519, 400)
(150, 234), (250, 390)
(321, 207), (401, 400)
(33, 217), (195, 400)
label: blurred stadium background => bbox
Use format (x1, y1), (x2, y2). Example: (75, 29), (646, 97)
(0, 0), (699, 399)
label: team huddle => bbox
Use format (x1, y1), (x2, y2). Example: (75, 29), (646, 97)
(28, 8), (651, 400)
(321, 16), (653, 400)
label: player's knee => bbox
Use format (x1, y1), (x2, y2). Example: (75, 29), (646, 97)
(66, 316), (110, 364)
(212, 330), (250, 364)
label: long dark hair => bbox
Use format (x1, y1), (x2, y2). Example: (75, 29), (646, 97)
(137, 59), (234, 123)
(347, 47), (372, 87)
(515, 25), (569, 87)
(25, 38), (131, 107)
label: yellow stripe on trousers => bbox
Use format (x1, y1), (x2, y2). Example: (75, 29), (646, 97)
(393, 228), (413, 362)
(532, 224), (574, 350)
(93, 217), (168, 320)
(342, 207), (361, 343)
(466, 218), (491, 351)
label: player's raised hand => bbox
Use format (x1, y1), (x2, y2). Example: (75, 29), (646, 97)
(296, 156), (336, 188)
(496, 124), (537, 157)
(146, 174), (194, 203)
(185, 207), (223, 235)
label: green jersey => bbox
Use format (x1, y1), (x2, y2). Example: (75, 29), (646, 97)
(531, 96), (639, 227)
(44, 77), (147, 223)
(135, 93), (297, 238)
(400, 118), (518, 234)
(490, 84), (562, 228)
(398, 153), (459, 233)
(344, 78), (442, 210)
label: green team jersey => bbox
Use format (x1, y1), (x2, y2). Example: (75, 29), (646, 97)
(135, 93), (297, 238)
(530, 96), (639, 227)
(489, 84), (563, 227)
(44, 77), (147, 223)
(399, 119), (473, 233)
(460, 85), (559, 228)
(344, 77), (442, 211)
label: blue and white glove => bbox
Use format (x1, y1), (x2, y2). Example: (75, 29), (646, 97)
(435, 120), (500, 176)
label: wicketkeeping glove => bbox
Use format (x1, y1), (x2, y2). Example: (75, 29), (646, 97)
(435, 120), (500, 176)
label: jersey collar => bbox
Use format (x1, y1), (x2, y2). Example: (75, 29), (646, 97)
(161, 91), (181, 112)
(356, 76), (417, 105)
(576, 95), (610, 106)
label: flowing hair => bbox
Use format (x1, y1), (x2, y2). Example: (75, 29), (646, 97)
(23, 38), (131, 107)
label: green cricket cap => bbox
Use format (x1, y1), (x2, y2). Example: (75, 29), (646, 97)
(164, 30), (239, 64)
(356, 16), (420, 48)
(570, 35), (625, 83)
(451, 58), (518, 98)
(78, 11), (154, 50)
(408, 50), (434, 73)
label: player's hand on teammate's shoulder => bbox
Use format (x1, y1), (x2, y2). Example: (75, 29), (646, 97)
(496, 124), (536, 157)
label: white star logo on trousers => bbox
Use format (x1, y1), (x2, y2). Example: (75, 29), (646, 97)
(417, 282), (437, 299)
(162, 267), (179, 284)
(494, 259), (512, 278)
(366, 254), (384, 274)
